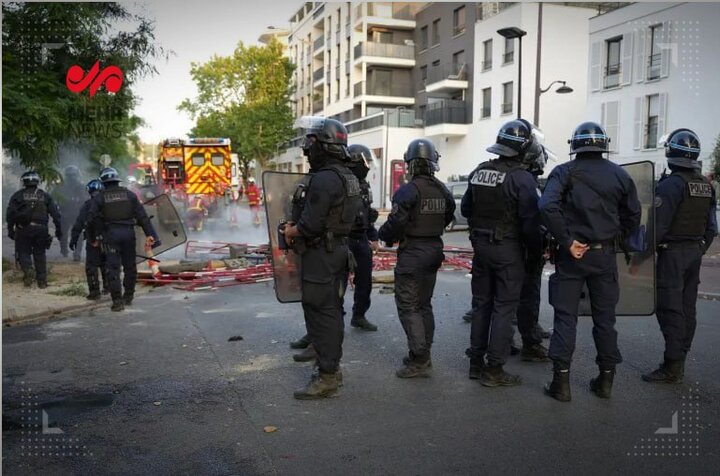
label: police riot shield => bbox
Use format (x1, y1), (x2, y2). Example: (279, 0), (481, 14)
(579, 161), (656, 316)
(262, 171), (308, 303)
(135, 194), (187, 263)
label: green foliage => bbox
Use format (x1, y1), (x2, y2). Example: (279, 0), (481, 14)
(179, 39), (294, 178)
(2, 2), (167, 181)
(710, 133), (720, 179)
(48, 281), (87, 297)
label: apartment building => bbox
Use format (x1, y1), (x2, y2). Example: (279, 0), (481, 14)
(586, 2), (720, 174)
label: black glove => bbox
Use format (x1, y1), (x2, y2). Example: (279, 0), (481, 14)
(8, 228), (15, 241)
(46, 234), (53, 250)
(69, 241), (77, 251)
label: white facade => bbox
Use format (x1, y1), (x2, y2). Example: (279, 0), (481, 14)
(431, 3), (595, 181)
(586, 2), (720, 175)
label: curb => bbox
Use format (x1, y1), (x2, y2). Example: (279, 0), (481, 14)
(2, 299), (112, 328)
(698, 291), (720, 302)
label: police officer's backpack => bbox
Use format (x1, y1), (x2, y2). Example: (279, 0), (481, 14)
(15, 190), (46, 227)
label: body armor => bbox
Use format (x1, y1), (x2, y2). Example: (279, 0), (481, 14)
(405, 176), (448, 238)
(323, 163), (361, 236)
(351, 181), (373, 235)
(291, 175), (312, 223)
(20, 189), (48, 224)
(469, 159), (522, 240)
(668, 171), (713, 239)
(101, 187), (134, 223)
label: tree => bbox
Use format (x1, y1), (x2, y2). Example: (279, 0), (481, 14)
(179, 39), (294, 180)
(2, 2), (167, 181)
(710, 133), (720, 179)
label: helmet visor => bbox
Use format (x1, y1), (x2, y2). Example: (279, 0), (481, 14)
(294, 115), (326, 134)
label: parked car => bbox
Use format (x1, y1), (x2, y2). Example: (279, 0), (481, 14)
(444, 181), (468, 231)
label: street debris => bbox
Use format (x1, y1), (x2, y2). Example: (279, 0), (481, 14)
(228, 335), (244, 342)
(263, 426), (278, 433)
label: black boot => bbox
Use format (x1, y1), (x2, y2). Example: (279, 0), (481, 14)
(462, 309), (473, 323)
(590, 368), (615, 398)
(521, 343), (550, 362)
(22, 269), (34, 287)
(396, 359), (432, 378)
(37, 280), (48, 289)
(479, 365), (521, 387)
(86, 270), (101, 300)
(350, 316), (378, 331)
(111, 300), (125, 312)
(468, 357), (486, 380)
(123, 293), (134, 306)
(544, 364), (571, 402)
(536, 324), (551, 339)
(86, 292), (102, 301)
(642, 359), (684, 384)
(293, 344), (317, 362)
(290, 334), (311, 349)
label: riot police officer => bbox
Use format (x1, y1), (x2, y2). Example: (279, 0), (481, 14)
(461, 119), (544, 388)
(539, 122), (641, 401)
(378, 139), (455, 378)
(87, 167), (159, 312)
(346, 144), (380, 331)
(70, 179), (109, 300)
(641, 129), (717, 384)
(54, 165), (86, 260)
(281, 117), (361, 399)
(6, 171), (62, 288)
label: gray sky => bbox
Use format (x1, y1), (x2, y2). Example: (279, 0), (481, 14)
(130, 0), (300, 144)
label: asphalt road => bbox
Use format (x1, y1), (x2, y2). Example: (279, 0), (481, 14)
(3, 228), (719, 475)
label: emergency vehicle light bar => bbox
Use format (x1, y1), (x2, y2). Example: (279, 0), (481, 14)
(188, 138), (229, 145)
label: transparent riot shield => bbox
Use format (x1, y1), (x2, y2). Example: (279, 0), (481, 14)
(135, 194), (187, 263)
(262, 171), (308, 303)
(579, 161), (656, 316)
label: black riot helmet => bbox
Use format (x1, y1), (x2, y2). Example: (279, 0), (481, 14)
(664, 129), (701, 170)
(297, 116), (350, 160)
(21, 171), (41, 187)
(347, 144), (374, 179)
(99, 167), (121, 183)
(64, 165), (81, 182)
(487, 119), (535, 158)
(404, 138), (440, 176)
(525, 143), (550, 176)
(86, 179), (104, 195)
(568, 121), (610, 155)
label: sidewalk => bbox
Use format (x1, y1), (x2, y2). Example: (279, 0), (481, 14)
(699, 239), (720, 300)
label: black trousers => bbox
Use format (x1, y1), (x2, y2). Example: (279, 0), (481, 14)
(301, 243), (348, 374)
(469, 239), (525, 366)
(655, 242), (704, 361)
(516, 256), (544, 347)
(394, 238), (444, 363)
(105, 225), (137, 300)
(16, 225), (49, 282)
(60, 210), (83, 260)
(548, 247), (621, 369)
(348, 236), (372, 318)
(85, 241), (108, 294)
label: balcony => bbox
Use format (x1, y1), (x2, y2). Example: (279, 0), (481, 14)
(353, 81), (414, 106)
(425, 63), (469, 93)
(345, 110), (417, 134)
(312, 3), (325, 20)
(313, 35), (325, 55)
(353, 41), (415, 67)
(313, 67), (324, 84)
(424, 100), (469, 137)
(313, 99), (324, 113)
(356, 2), (417, 30)
(604, 63), (621, 89)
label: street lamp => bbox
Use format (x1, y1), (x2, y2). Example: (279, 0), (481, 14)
(497, 27), (527, 119)
(535, 80), (573, 126)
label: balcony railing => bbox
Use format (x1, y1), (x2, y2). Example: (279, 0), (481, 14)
(313, 99), (323, 112)
(501, 102), (513, 114)
(503, 51), (514, 64)
(345, 110), (417, 134)
(355, 80), (414, 97)
(366, 3), (416, 21)
(453, 25), (465, 36)
(647, 53), (661, 80)
(480, 106), (491, 118)
(644, 120), (659, 149)
(426, 62), (468, 85)
(425, 100), (468, 126)
(354, 41), (415, 60)
(604, 63), (621, 88)
(312, 3), (325, 19)
(313, 35), (324, 51)
(313, 67), (324, 82)
(482, 60), (492, 71)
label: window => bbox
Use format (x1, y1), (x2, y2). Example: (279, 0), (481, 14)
(191, 154), (205, 167)
(336, 79), (340, 100)
(432, 19), (440, 46)
(453, 6), (466, 36)
(452, 50), (466, 75)
(346, 75), (350, 97)
(502, 82), (513, 114)
(605, 37), (622, 88)
(419, 26), (428, 51)
(647, 24), (662, 80)
(503, 37), (514, 64)
(645, 94), (660, 149)
(483, 39), (493, 70)
(372, 69), (392, 96)
(346, 38), (351, 61)
(481, 87), (491, 118)
(452, 183), (468, 199)
(373, 30), (393, 44)
(419, 65), (427, 90)
(211, 155), (224, 166)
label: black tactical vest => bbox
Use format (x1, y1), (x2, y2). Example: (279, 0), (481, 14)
(291, 174), (313, 223)
(20, 189), (48, 224)
(469, 159), (521, 240)
(351, 180), (373, 234)
(101, 187), (134, 223)
(668, 171), (713, 238)
(323, 163), (362, 236)
(405, 175), (449, 238)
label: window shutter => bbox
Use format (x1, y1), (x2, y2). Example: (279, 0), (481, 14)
(590, 41), (601, 91)
(634, 28), (646, 83)
(621, 33), (633, 85)
(660, 21), (671, 78)
(658, 93), (668, 139)
(605, 101), (620, 152)
(633, 97), (643, 150)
